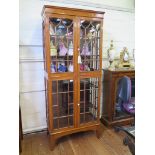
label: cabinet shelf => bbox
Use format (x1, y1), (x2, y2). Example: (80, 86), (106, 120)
(50, 34), (73, 38)
(50, 55), (73, 58)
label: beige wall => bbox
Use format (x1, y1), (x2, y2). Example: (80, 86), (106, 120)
(19, 0), (135, 133)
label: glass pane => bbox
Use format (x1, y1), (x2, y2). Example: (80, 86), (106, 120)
(80, 20), (101, 72)
(49, 18), (74, 73)
(80, 78), (99, 124)
(69, 116), (73, 126)
(114, 77), (135, 120)
(52, 81), (57, 93)
(59, 117), (68, 128)
(52, 80), (74, 129)
(52, 94), (57, 106)
(53, 119), (58, 129)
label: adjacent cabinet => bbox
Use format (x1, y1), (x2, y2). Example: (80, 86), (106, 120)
(101, 69), (135, 127)
(42, 5), (104, 150)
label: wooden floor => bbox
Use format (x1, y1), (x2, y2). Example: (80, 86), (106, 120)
(20, 124), (132, 155)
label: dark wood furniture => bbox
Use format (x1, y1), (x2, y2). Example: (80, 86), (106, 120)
(101, 69), (135, 127)
(42, 5), (104, 150)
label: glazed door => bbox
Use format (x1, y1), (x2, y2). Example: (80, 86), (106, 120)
(47, 14), (78, 130)
(77, 17), (103, 126)
(78, 18), (102, 72)
(48, 15), (75, 74)
(51, 79), (75, 129)
(78, 77), (101, 126)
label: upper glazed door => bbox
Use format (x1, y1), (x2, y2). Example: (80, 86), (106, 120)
(78, 17), (102, 73)
(49, 15), (75, 74)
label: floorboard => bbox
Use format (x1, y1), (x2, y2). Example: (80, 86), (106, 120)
(20, 124), (132, 155)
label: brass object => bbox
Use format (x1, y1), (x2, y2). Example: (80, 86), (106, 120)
(116, 47), (134, 69)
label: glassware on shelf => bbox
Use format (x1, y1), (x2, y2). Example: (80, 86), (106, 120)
(59, 42), (67, 56)
(81, 42), (90, 56)
(50, 41), (57, 56)
(68, 41), (73, 56)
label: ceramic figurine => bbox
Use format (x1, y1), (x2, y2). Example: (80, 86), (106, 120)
(80, 64), (84, 71)
(58, 64), (67, 72)
(50, 41), (57, 56)
(84, 64), (90, 71)
(81, 42), (90, 56)
(68, 41), (73, 56)
(51, 64), (56, 73)
(84, 61), (90, 71)
(59, 42), (67, 56)
(107, 40), (115, 70)
(68, 62), (73, 72)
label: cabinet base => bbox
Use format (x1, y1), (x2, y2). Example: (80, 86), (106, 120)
(49, 123), (100, 150)
(100, 116), (134, 127)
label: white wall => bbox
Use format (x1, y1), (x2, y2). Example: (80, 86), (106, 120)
(19, 0), (135, 133)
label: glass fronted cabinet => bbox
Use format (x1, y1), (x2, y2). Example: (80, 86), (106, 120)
(101, 69), (135, 127)
(42, 5), (104, 150)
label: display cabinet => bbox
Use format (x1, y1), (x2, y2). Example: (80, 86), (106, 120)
(101, 69), (135, 127)
(42, 5), (104, 150)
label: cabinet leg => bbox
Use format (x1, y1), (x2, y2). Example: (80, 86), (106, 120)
(49, 136), (56, 151)
(96, 127), (100, 139)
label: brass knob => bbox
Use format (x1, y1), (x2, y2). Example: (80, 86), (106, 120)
(78, 104), (80, 106)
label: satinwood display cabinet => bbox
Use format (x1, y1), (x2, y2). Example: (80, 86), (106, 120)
(42, 5), (104, 150)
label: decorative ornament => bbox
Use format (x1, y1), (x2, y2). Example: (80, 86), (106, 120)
(51, 64), (56, 73)
(81, 42), (90, 56)
(58, 64), (67, 72)
(68, 62), (73, 72)
(68, 41), (73, 56)
(116, 47), (134, 69)
(107, 40), (115, 70)
(80, 64), (84, 71)
(50, 41), (57, 56)
(59, 42), (67, 56)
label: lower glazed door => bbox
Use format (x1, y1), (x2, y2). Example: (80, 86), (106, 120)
(79, 77), (100, 126)
(51, 79), (75, 130)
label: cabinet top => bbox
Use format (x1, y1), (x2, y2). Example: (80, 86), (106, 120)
(42, 5), (105, 18)
(103, 69), (135, 73)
